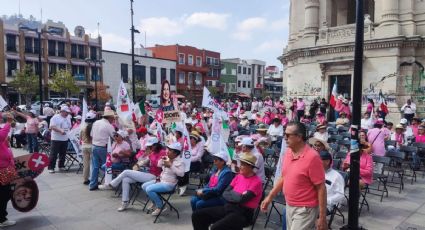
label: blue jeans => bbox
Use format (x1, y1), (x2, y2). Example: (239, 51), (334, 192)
(142, 180), (175, 209)
(190, 195), (225, 211)
(89, 146), (107, 189)
(282, 208), (287, 230)
(101, 162), (126, 172)
(26, 133), (39, 153)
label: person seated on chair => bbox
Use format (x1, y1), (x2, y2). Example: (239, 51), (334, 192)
(191, 153), (263, 230)
(336, 112), (350, 128)
(104, 136), (167, 211)
(191, 150), (233, 211)
(178, 131), (205, 196)
(253, 124), (271, 149)
(313, 125), (329, 142)
(342, 142), (373, 188)
(319, 150), (345, 212)
(142, 142), (185, 216)
(238, 137), (265, 182)
(308, 137), (329, 153)
(267, 118), (283, 143)
(415, 125), (425, 143)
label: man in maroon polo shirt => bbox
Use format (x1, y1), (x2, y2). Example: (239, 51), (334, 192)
(261, 122), (327, 230)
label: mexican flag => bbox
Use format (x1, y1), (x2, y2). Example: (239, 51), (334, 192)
(379, 90), (388, 115)
(329, 80), (338, 108)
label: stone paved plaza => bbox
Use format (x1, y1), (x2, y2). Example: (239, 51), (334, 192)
(5, 148), (425, 230)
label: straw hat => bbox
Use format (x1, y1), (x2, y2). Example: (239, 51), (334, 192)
(102, 110), (116, 118)
(308, 137), (330, 150)
(256, 124), (268, 132)
(239, 152), (257, 168)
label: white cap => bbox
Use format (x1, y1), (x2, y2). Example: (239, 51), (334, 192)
(146, 137), (159, 147)
(116, 130), (128, 138)
(60, 106), (71, 113)
(400, 118), (408, 125)
(86, 112), (96, 119)
(213, 150), (229, 162)
(44, 103), (50, 107)
(29, 110), (37, 115)
(75, 115), (82, 120)
(239, 137), (254, 146)
(173, 125), (184, 134)
(105, 102), (111, 106)
(167, 142), (182, 152)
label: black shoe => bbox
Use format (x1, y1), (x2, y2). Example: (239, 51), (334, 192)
(83, 180), (90, 185)
(89, 186), (98, 191)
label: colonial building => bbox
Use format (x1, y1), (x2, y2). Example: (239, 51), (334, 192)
(147, 44), (221, 103)
(0, 15), (102, 105)
(102, 49), (176, 103)
(280, 0), (425, 121)
(220, 59), (238, 96)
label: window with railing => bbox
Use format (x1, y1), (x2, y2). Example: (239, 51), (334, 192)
(178, 72), (185, 84)
(72, 65), (86, 81)
(91, 67), (99, 81)
(188, 72), (194, 85)
(195, 73), (202, 85)
(7, 60), (17, 76)
(90, 46), (97, 60)
(196, 57), (202, 67)
(206, 57), (212, 65)
(58, 42), (65, 57)
(34, 38), (40, 54)
(25, 37), (33, 53)
(161, 68), (167, 82)
(78, 45), (85, 59)
(6, 34), (17, 52)
(214, 58), (219, 66)
(71, 44), (77, 58)
(48, 40), (56, 56)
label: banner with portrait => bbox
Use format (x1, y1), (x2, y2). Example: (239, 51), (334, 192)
(160, 80), (181, 124)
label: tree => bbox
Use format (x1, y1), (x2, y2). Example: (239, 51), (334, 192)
(9, 65), (39, 105)
(207, 86), (220, 97)
(127, 80), (149, 102)
(49, 70), (80, 98)
(90, 82), (111, 103)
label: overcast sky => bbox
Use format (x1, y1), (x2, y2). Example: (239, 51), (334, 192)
(1, 0), (289, 68)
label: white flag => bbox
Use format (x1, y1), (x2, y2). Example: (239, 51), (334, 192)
(81, 98), (88, 126)
(0, 96), (8, 111)
(208, 114), (221, 154)
(181, 121), (192, 172)
(273, 140), (287, 184)
(201, 87), (228, 120)
(116, 81), (133, 119)
(104, 137), (113, 185)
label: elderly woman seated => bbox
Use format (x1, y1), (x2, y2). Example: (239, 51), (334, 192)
(336, 112), (350, 128)
(190, 151), (233, 211)
(142, 142), (185, 216)
(101, 130), (132, 172)
(192, 153), (263, 230)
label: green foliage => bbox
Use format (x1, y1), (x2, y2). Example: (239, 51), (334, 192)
(9, 65), (39, 104)
(49, 69), (80, 98)
(207, 86), (219, 96)
(128, 80), (149, 102)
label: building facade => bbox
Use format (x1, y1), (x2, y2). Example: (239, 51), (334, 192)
(102, 50), (176, 103)
(0, 15), (102, 105)
(246, 59), (266, 98)
(147, 44), (221, 103)
(281, 0), (425, 121)
(220, 59), (237, 96)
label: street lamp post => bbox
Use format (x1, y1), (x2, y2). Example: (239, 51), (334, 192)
(130, 0), (140, 102)
(19, 25), (61, 115)
(85, 58), (105, 111)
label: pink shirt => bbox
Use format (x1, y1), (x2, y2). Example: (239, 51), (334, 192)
(230, 174), (263, 209)
(340, 104), (351, 118)
(209, 174), (219, 188)
(416, 134), (425, 143)
(111, 141), (131, 163)
(149, 149), (167, 177)
(366, 103), (373, 113)
(26, 116), (39, 134)
(296, 101), (305, 111)
(0, 124), (13, 168)
(367, 128), (386, 156)
(282, 145), (325, 207)
(411, 125), (419, 137)
(344, 152), (373, 185)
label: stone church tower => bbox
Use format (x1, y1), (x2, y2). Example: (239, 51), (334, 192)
(280, 0), (425, 121)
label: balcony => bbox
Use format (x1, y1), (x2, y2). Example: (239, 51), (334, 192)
(74, 74), (86, 81)
(91, 75), (101, 81)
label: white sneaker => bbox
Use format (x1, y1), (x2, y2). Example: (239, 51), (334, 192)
(117, 202), (129, 212)
(48, 169), (55, 174)
(0, 220), (16, 227)
(151, 207), (167, 216)
(99, 184), (113, 190)
(179, 186), (187, 196)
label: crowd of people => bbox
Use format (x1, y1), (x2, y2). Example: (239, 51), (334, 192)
(0, 95), (424, 229)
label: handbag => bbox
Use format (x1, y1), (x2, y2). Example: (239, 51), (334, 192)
(0, 164), (17, 185)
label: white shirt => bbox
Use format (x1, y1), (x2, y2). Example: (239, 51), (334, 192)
(267, 124), (283, 137)
(361, 118), (374, 130)
(50, 114), (72, 141)
(325, 168), (346, 211)
(43, 107), (55, 117)
(252, 148), (265, 181)
(90, 118), (115, 146)
(401, 103), (416, 114)
(313, 132), (329, 142)
(13, 123), (25, 135)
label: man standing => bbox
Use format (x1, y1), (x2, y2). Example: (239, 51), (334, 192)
(43, 103), (55, 126)
(48, 106), (72, 173)
(89, 110), (116, 191)
(401, 99), (416, 125)
(261, 122), (327, 230)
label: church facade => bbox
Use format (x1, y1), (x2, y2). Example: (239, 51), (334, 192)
(280, 0), (425, 121)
